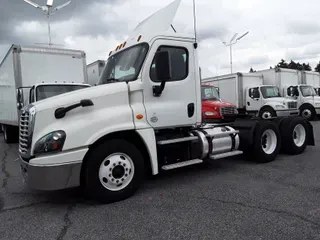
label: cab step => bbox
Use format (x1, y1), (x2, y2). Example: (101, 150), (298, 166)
(210, 150), (243, 160)
(157, 136), (198, 145)
(161, 159), (203, 170)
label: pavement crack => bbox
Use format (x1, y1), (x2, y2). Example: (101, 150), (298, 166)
(1, 145), (11, 191)
(0, 201), (50, 213)
(199, 196), (320, 227)
(57, 204), (75, 240)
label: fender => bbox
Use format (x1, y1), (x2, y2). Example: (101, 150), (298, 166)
(299, 102), (315, 110)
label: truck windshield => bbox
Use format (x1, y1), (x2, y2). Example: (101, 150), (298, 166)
(99, 43), (149, 85)
(260, 86), (281, 98)
(300, 85), (317, 97)
(36, 84), (90, 101)
(201, 85), (220, 101)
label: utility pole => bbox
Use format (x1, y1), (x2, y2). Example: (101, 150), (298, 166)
(221, 31), (249, 73)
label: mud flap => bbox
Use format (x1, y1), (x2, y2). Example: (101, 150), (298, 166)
(232, 118), (259, 151)
(305, 120), (315, 146)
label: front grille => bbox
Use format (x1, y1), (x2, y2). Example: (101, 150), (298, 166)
(19, 111), (30, 155)
(220, 107), (237, 116)
(288, 101), (297, 109)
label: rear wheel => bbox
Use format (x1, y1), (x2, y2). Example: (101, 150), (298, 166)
(83, 139), (145, 203)
(280, 117), (308, 155)
(249, 121), (281, 163)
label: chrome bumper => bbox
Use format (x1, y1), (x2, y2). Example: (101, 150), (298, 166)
(19, 148), (88, 191)
(276, 109), (299, 117)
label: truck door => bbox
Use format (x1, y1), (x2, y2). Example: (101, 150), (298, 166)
(246, 87), (262, 111)
(141, 40), (198, 128)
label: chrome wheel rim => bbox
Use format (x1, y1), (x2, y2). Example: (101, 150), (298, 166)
(293, 124), (306, 147)
(261, 129), (277, 154)
(98, 153), (134, 191)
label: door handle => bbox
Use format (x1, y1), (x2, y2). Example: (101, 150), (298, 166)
(187, 103), (195, 118)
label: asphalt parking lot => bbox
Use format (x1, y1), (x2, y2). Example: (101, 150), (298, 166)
(1, 123), (320, 240)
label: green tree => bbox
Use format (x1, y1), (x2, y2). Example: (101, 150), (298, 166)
(315, 62), (320, 72)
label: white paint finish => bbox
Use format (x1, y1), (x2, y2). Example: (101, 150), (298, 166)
(30, 148), (88, 166)
(141, 37), (198, 128)
(301, 71), (320, 87)
(19, 50), (87, 86)
(127, 81), (150, 130)
(31, 82), (134, 153)
(127, 0), (181, 43)
(136, 128), (158, 175)
(203, 73), (264, 108)
(0, 50), (19, 125)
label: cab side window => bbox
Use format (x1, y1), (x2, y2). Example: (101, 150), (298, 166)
(150, 46), (188, 82)
(249, 87), (260, 98)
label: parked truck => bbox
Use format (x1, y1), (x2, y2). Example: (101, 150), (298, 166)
(257, 67), (320, 121)
(202, 72), (299, 119)
(0, 44), (91, 143)
(87, 60), (106, 86)
(18, 0), (314, 203)
(201, 83), (238, 122)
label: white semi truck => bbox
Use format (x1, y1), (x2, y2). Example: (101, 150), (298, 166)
(87, 60), (106, 86)
(257, 67), (320, 121)
(202, 72), (299, 119)
(18, 0), (314, 203)
(0, 44), (91, 143)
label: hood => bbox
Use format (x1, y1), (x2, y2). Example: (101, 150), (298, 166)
(202, 99), (236, 108)
(32, 83), (128, 112)
(267, 97), (296, 103)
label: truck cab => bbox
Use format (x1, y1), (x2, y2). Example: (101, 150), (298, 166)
(285, 84), (320, 120)
(247, 84), (299, 119)
(18, 0), (314, 204)
(201, 83), (238, 122)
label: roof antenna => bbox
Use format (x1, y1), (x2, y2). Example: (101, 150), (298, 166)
(192, 0), (198, 49)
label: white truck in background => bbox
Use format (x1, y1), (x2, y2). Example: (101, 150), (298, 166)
(0, 44), (91, 143)
(87, 60), (106, 86)
(256, 67), (320, 121)
(18, 0), (314, 204)
(300, 70), (320, 98)
(202, 72), (299, 119)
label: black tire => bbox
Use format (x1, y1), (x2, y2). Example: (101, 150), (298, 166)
(299, 105), (316, 121)
(280, 117), (308, 155)
(0, 124), (3, 133)
(259, 107), (277, 119)
(83, 139), (145, 204)
(249, 121), (281, 163)
(3, 125), (19, 144)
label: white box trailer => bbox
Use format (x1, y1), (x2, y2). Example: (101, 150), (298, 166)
(300, 71), (320, 97)
(87, 60), (105, 86)
(256, 67), (320, 120)
(0, 44), (91, 143)
(202, 72), (299, 119)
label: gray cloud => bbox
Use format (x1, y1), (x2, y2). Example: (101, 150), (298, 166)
(247, 55), (269, 65)
(0, 0), (126, 44)
(287, 21), (320, 36)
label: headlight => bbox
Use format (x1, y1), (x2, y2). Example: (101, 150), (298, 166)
(275, 105), (285, 109)
(34, 130), (66, 155)
(234, 108), (238, 114)
(204, 111), (217, 116)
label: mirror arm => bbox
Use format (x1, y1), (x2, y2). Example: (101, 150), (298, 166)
(153, 79), (168, 97)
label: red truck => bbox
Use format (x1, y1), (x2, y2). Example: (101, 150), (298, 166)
(201, 83), (238, 122)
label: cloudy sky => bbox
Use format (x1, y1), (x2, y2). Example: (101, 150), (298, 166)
(1, 0), (320, 77)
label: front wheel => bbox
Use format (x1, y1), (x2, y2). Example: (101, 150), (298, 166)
(83, 139), (145, 203)
(299, 105), (316, 121)
(259, 107), (277, 119)
(249, 121), (281, 163)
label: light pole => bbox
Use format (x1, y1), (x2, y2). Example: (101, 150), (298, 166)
(23, 0), (71, 46)
(221, 31), (249, 73)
